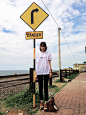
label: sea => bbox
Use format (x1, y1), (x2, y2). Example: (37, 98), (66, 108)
(0, 70), (58, 76)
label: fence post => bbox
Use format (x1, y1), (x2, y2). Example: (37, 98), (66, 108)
(72, 70), (73, 75)
(30, 68), (33, 92)
(49, 69), (52, 86)
(69, 70), (70, 76)
(60, 69), (62, 81)
(65, 70), (67, 78)
(73, 70), (74, 74)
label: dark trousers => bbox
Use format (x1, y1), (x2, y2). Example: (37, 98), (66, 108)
(38, 74), (49, 101)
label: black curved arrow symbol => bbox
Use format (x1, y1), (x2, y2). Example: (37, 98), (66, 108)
(31, 8), (39, 24)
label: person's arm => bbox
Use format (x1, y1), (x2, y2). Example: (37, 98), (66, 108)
(35, 63), (37, 75)
(49, 60), (52, 73)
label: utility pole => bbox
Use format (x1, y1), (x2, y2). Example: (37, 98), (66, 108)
(58, 27), (61, 81)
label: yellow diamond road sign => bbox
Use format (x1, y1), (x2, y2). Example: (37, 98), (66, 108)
(20, 2), (49, 30)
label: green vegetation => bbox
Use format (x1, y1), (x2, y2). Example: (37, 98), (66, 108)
(55, 73), (79, 83)
(0, 109), (7, 115)
(0, 83), (67, 115)
(48, 83), (67, 99)
(0, 86), (40, 115)
(67, 73), (79, 80)
(0, 83), (66, 115)
(0, 112), (4, 115)
(55, 79), (68, 83)
(0, 73), (79, 115)
(83, 61), (86, 64)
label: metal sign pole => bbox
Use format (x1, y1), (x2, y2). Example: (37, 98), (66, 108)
(33, 31), (35, 107)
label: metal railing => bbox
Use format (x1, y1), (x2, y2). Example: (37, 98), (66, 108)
(60, 69), (79, 81)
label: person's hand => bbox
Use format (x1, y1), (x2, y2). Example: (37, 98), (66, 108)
(35, 73), (38, 80)
(49, 73), (52, 78)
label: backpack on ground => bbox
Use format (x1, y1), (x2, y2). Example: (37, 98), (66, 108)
(47, 97), (58, 112)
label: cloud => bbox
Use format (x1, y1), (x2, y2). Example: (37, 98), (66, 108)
(0, 0), (86, 71)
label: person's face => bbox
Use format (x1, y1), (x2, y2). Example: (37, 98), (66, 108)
(41, 45), (45, 52)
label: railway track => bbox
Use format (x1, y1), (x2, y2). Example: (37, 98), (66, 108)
(0, 71), (59, 97)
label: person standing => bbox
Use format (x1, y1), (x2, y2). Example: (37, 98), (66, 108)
(35, 42), (52, 111)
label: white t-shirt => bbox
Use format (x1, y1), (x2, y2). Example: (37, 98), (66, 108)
(36, 51), (52, 75)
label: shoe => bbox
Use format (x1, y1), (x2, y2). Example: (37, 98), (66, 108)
(44, 103), (48, 111)
(40, 102), (44, 110)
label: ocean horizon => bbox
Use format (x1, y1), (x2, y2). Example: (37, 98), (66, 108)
(0, 70), (58, 76)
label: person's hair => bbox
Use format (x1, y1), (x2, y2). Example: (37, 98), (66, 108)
(39, 42), (47, 51)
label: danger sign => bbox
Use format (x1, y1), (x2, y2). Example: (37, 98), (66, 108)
(26, 31), (43, 39)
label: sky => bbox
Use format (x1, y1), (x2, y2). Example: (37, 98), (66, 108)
(0, 0), (86, 70)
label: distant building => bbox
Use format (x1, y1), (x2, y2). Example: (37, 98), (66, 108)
(63, 67), (73, 70)
(63, 68), (68, 70)
(68, 67), (73, 70)
(73, 62), (86, 72)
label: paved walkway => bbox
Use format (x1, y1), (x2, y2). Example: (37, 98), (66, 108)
(35, 72), (86, 115)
